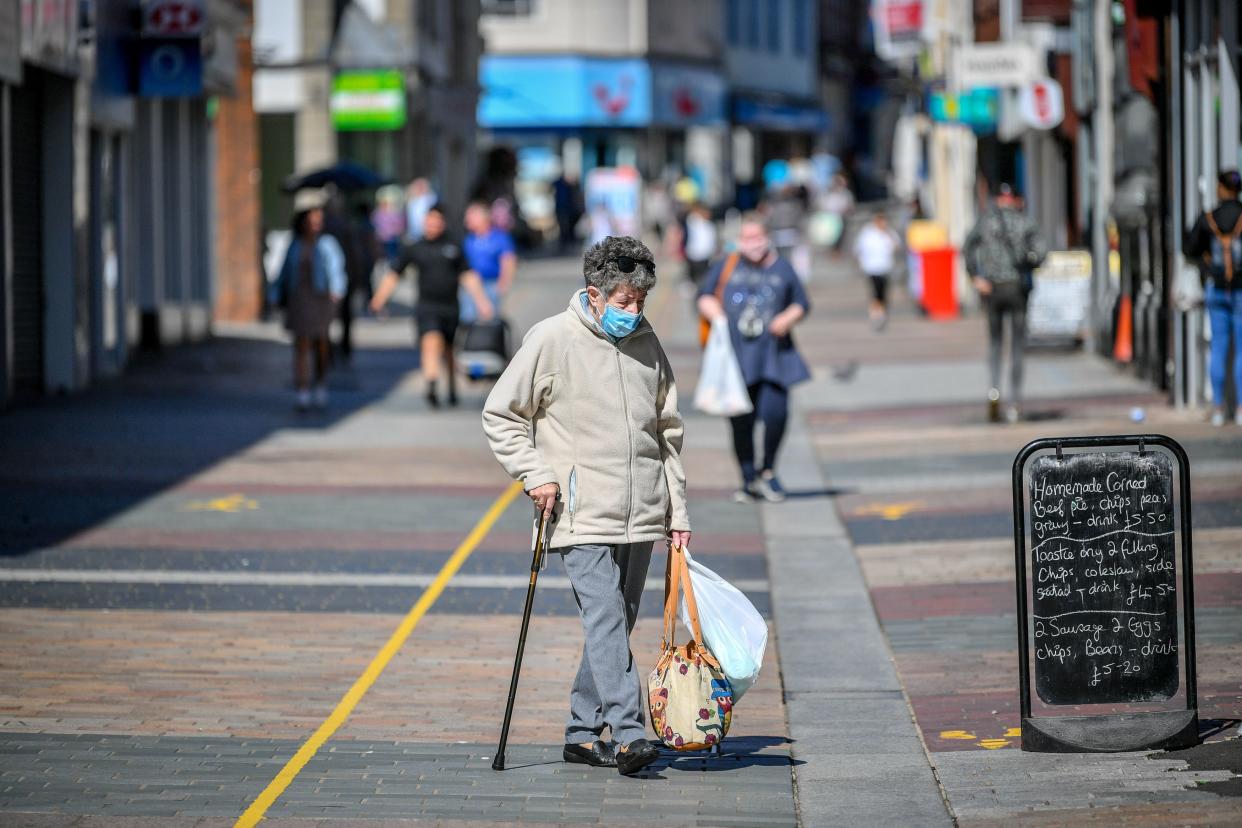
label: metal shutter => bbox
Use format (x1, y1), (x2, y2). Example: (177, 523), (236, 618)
(9, 72), (43, 391)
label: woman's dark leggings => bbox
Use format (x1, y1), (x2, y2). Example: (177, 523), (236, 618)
(729, 381), (789, 483)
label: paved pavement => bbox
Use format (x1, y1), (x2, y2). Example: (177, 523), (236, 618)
(793, 254), (1242, 825)
(0, 246), (1238, 826)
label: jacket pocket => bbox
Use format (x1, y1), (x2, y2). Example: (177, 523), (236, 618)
(567, 466), (578, 532)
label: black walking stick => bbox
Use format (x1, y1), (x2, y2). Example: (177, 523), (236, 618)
(492, 505), (553, 771)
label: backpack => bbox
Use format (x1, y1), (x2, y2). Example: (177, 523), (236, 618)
(1204, 212), (1242, 285)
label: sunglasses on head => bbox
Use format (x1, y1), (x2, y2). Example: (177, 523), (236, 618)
(612, 255), (656, 275)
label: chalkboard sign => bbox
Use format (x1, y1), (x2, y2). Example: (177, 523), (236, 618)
(1028, 451), (1178, 705)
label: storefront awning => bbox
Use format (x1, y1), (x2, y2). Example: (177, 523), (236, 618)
(733, 96), (828, 133)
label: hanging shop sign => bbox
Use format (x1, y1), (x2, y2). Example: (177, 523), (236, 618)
(871, 0), (925, 62)
(330, 70), (407, 131)
(142, 0), (204, 36)
(138, 38), (204, 97)
(1019, 79), (1065, 130)
(928, 87), (999, 134)
(954, 42), (1040, 89)
(20, 0), (79, 74)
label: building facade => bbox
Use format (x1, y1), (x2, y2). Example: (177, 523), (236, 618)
(252, 0), (482, 234)
(478, 0), (732, 207)
(0, 0), (250, 408)
(478, 0), (826, 214)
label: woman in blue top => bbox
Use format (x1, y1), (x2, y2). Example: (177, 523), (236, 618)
(698, 214), (811, 503)
(270, 204), (347, 411)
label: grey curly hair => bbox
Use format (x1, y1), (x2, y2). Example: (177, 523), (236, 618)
(582, 236), (657, 295)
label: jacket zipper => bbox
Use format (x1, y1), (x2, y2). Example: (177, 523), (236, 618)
(614, 344), (634, 543)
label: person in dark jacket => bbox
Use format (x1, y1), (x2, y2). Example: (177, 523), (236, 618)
(697, 214), (811, 503)
(270, 203), (347, 411)
(1185, 169), (1242, 426)
(963, 185), (1046, 424)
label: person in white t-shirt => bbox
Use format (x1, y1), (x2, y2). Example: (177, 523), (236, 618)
(852, 212), (902, 330)
(683, 203), (718, 288)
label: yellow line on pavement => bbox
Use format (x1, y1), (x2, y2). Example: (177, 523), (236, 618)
(235, 481), (525, 827)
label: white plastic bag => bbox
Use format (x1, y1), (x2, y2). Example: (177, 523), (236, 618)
(694, 317), (753, 417)
(678, 548), (767, 700)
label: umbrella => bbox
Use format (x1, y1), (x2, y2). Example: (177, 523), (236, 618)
(282, 161), (392, 194)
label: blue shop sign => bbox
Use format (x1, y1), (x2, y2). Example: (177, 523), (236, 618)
(734, 97), (829, 132)
(480, 56), (652, 128)
(138, 37), (203, 97)
(652, 63), (727, 127)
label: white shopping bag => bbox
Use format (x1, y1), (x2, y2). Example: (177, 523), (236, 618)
(678, 548), (767, 700)
(693, 317), (753, 417)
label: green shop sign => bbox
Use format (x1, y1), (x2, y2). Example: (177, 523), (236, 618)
(330, 70), (407, 131)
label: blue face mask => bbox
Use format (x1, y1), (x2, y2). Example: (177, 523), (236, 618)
(600, 303), (642, 339)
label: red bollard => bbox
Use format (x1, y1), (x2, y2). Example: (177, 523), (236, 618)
(919, 247), (959, 319)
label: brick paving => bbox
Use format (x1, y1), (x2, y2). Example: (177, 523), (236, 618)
(2, 247), (1239, 825)
(0, 256), (795, 825)
(796, 256), (1242, 822)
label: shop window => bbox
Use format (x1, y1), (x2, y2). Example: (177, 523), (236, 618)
(727, 0), (741, 45)
(747, 0), (760, 49)
(792, 0), (808, 56)
(767, 0), (781, 53)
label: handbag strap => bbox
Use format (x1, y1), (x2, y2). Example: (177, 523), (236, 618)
(661, 545), (706, 648)
(715, 253), (740, 301)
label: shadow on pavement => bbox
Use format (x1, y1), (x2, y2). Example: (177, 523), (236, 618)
(0, 333), (413, 560)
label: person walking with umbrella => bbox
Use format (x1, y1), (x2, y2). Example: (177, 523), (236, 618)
(482, 235), (691, 776)
(269, 193), (347, 411)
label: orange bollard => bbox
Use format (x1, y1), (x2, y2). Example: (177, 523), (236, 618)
(1113, 294), (1134, 363)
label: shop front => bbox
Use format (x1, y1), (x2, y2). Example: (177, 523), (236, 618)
(478, 54), (728, 232)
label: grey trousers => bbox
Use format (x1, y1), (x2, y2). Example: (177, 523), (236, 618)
(986, 293), (1028, 403)
(557, 541), (654, 746)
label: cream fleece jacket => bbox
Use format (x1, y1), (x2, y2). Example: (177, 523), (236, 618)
(482, 289), (690, 549)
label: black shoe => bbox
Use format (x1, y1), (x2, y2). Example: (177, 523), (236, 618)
(563, 740), (616, 767)
(616, 738), (660, 776)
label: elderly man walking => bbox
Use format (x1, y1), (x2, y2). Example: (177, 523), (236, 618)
(482, 236), (691, 777)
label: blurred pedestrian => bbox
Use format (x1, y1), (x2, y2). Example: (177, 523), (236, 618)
(371, 187), (406, 261)
(1185, 169), (1242, 426)
(765, 184), (808, 279)
(462, 201), (518, 323)
(404, 177), (437, 243)
(644, 180), (674, 244)
(852, 212), (902, 330)
(683, 203), (718, 289)
(269, 197), (346, 411)
(327, 196), (374, 364)
(963, 185), (1047, 424)
(553, 171), (585, 252)
(698, 215), (811, 503)
(482, 235), (690, 777)
(371, 205), (494, 409)
(820, 173), (855, 254)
